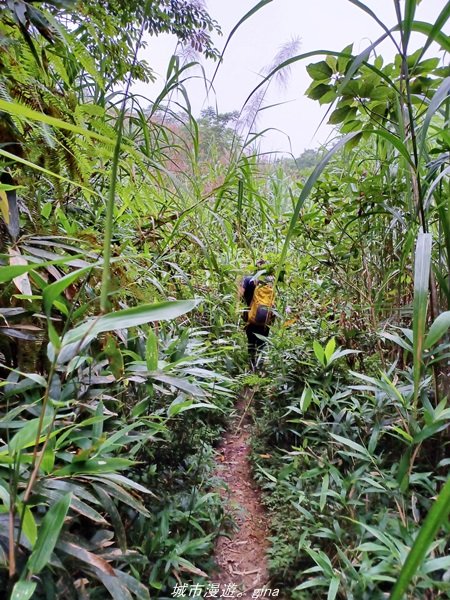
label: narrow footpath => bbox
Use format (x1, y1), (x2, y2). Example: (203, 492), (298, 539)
(213, 387), (270, 599)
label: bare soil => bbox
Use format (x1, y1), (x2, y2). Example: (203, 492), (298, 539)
(212, 387), (270, 599)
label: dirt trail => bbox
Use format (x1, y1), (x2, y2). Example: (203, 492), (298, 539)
(213, 387), (270, 598)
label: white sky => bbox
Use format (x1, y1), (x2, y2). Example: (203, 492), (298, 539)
(133, 0), (449, 156)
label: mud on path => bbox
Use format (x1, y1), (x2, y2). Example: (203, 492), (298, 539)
(213, 387), (270, 599)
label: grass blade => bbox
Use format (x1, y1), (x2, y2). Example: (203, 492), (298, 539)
(418, 77), (450, 160)
(210, 0), (273, 88)
(276, 132), (360, 281)
(408, 20), (450, 52)
(403, 0), (417, 48)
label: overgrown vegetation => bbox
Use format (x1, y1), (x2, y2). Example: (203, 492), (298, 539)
(0, 0), (449, 599)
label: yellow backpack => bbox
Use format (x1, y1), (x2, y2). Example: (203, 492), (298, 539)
(248, 283), (275, 325)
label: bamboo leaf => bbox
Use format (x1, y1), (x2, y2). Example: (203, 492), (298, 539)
(9, 415), (53, 454)
(43, 264), (96, 315)
(328, 576), (340, 600)
(21, 504), (38, 546)
(0, 253), (89, 284)
(325, 338), (336, 362)
(425, 311), (450, 349)
(62, 300), (200, 346)
(300, 386), (313, 412)
(27, 492), (72, 574)
(145, 328), (159, 371)
(92, 484), (127, 552)
(10, 581), (37, 600)
(152, 372), (209, 398)
(390, 478), (450, 600)
(320, 473), (329, 512)
(330, 433), (371, 459)
(313, 340), (325, 366)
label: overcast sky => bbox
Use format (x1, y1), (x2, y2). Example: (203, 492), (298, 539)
(133, 0), (448, 157)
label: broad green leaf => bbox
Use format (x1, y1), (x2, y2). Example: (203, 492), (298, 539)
(104, 335), (124, 380)
(295, 577), (329, 591)
(306, 82), (333, 101)
(320, 473), (329, 512)
(324, 338), (336, 362)
(62, 300), (200, 346)
(10, 581), (37, 600)
(313, 340), (325, 366)
(40, 440), (56, 475)
(113, 569), (151, 600)
(306, 61), (333, 81)
(306, 547), (333, 576)
(167, 399), (218, 417)
(44, 488), (106, 524)
(43, 264), (96, 315)
(54, 540), (130, 600)
(27, 492), (72, 574)
(328, 106), (356, 124)
(146, 328), (159, 371)
(54, 457), (135, 476)
(9, 415), (53, 454)
(90, 472), (153, 496)
(151, 372), (208, 398)
(92, 484), (127, 552)
(328, 348), (361, 365)
(256, 464), (277, 483)
(330, 433), (371, 459)
(300, 386), (313, 412)
(40, 202), (52, 219)
(21, 504), (38, 546)
(424, 311), (450, 349)
(20, 372), (47, 387)
(380, 332), (413, 352)
(328, 576), (340, 600)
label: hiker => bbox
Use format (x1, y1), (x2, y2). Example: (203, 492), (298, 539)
(239, 262), (275, 369)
